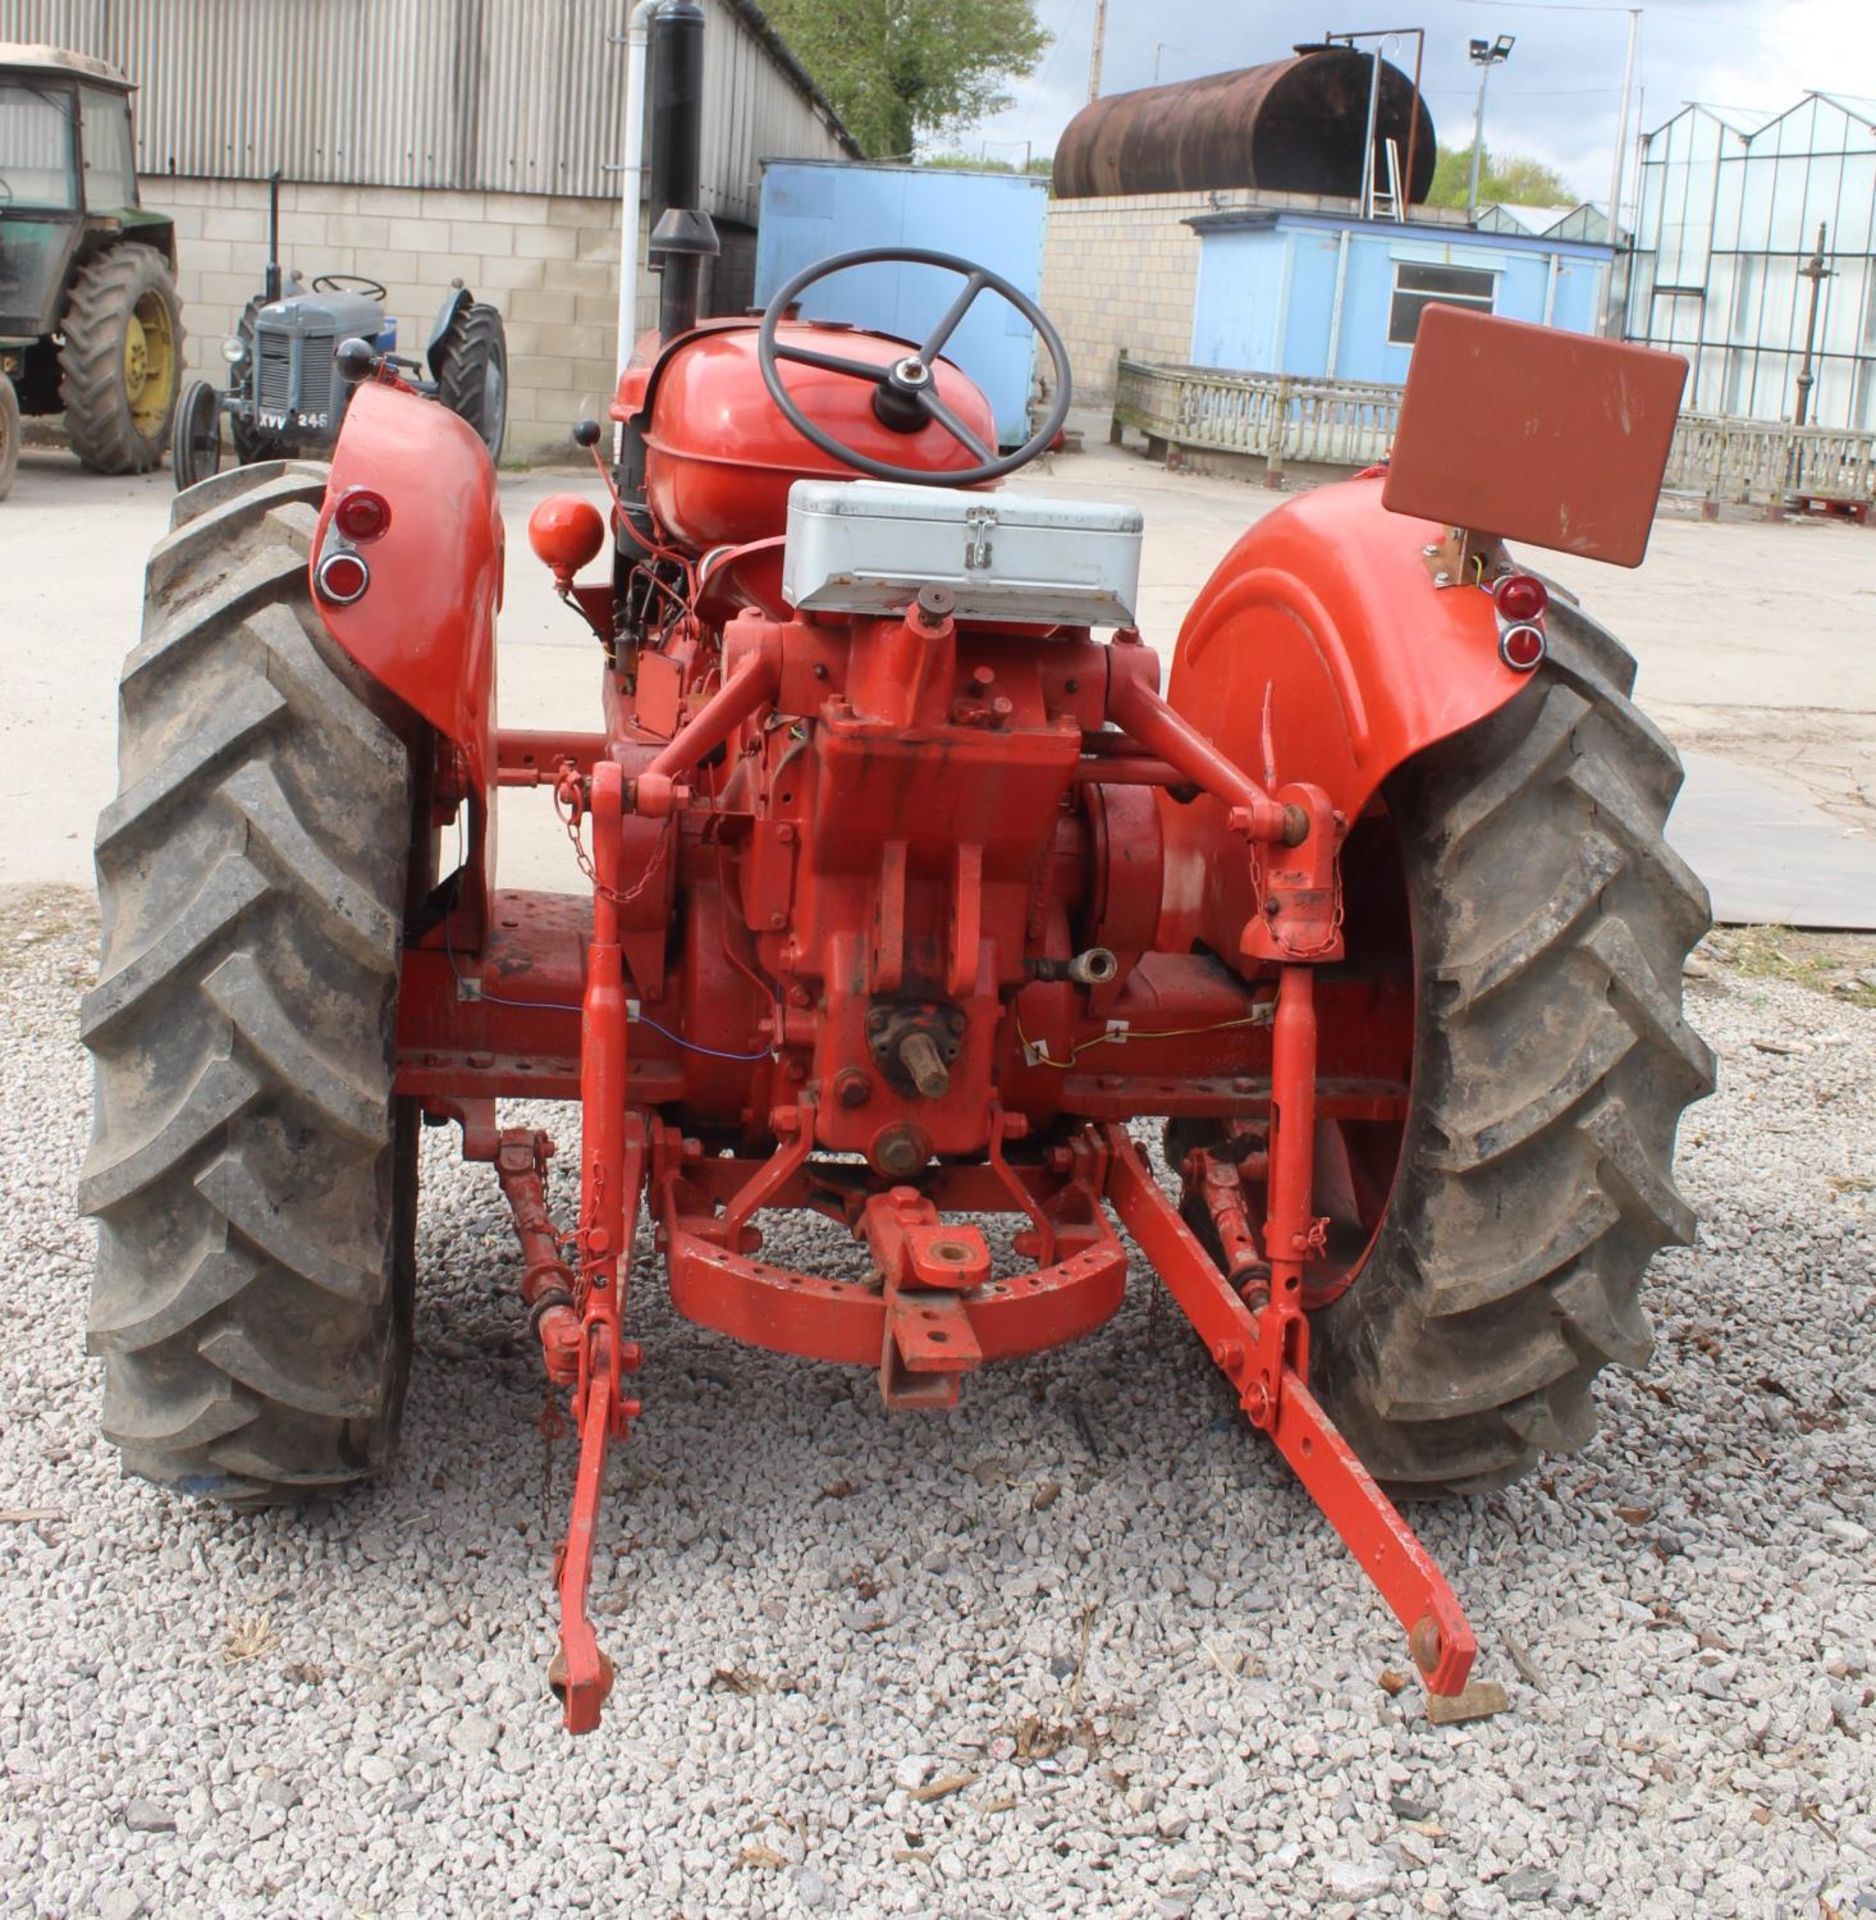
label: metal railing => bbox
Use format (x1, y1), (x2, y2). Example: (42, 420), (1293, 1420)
(1665, 414), (1876, 506)
(1113, 356), (1876, 505)
(1112, 359), (1401, 474)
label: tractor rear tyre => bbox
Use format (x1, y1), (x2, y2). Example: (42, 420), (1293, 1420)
(81, 461), (420, 1503)
(0, 371), (18, 501)
(433, 301), (508, 462)
(60, 245), (185, 475)
(1182, 603), (1715, 1497)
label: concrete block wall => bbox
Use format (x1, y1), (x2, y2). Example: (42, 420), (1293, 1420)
(143, 175), (667, 458)
(1042, 189), (1475, 407)
(1042, 192), (1242, 407)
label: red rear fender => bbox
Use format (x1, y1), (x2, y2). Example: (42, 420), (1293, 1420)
(1157, 474), (1532, 955)
(312, 379), (503, 797)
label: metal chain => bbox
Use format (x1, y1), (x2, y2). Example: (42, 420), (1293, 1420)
(554, 782), (670, 909)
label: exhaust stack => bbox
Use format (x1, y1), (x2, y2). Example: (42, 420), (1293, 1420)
(264, 169), (283, 303)
(648, 0), (719, 341)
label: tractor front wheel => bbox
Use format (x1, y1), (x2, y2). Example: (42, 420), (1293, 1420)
(170, 379), (224, 492)
(81, 461), (420, 1502)
(60, 245), (185, 474)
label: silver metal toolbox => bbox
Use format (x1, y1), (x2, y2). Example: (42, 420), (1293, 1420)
(782, 479), (1144, 627)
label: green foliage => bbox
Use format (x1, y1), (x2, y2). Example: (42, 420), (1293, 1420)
(922, 151), (1055, 177)
(762, 0), (1050, 160)
(1424, 143), (1576, 210)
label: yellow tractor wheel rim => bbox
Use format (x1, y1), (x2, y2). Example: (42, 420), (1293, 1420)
(125, 290), (176, 437)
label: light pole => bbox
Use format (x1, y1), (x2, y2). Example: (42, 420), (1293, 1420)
(1598, 7), (1640, 334)
(1466, 34), (1514, 216)
(1795, 223), (1834, 428)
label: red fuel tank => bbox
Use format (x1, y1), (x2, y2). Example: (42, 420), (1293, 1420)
(626, 322), (998, 552)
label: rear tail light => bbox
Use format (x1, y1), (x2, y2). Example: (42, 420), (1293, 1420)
(316, 549), (371, 605)
(335, 488), (392, 541)
(1492, 572), (1549, 622)
(1499, 622), (1546, 671)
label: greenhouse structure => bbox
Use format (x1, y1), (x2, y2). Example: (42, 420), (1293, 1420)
(1622, 93), (1876, 430)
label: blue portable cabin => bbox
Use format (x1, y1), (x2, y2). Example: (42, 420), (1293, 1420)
(1186, 209), (1614, 385)
(755, 160), (1051, 449)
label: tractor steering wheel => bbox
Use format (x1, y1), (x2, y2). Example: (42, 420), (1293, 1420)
(756, 246), (1073, 486)
(312, 273), (388, 300)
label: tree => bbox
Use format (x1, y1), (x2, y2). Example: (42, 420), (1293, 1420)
(762, 0), (1050, 161)
(922, 151), (1056, 178)
(1425, 143), (1576, 209)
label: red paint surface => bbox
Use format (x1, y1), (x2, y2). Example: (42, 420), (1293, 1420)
(313, 380), (503, 793)
(635, 321), (998, 551)
(325, 313), (1547, 1730)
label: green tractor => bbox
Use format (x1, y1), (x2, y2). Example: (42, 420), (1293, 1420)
(0, 42), (182, 493)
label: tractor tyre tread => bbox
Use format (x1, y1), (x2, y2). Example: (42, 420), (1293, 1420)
(171, 379), (224, 493)
(433, 301), (508, 463)
(82, 460), (417, 1506)
(1308, 597), (1715, 1496)
(0, 370), (19, 501)
(59, 245), (184, 475)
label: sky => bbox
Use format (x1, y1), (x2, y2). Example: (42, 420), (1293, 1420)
(969, 0), (1876, 212)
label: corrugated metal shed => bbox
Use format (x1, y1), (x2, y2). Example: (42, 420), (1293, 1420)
(0, 0), (857, 221)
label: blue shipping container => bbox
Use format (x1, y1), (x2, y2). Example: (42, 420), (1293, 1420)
(1188, 211), (1613, 386)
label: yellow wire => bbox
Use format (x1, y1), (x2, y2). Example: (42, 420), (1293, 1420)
(1014, 1009), (1270, 1071)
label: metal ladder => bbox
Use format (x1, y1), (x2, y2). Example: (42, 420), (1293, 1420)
(1367, 138), (1406, 221)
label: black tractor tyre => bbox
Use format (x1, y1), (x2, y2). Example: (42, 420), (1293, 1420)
(171, 379), (225, 492)
(433, 301), (508, 462)
(0, 371), (18, 501)
(1178, 600), (1715, 1497)
(228, 297), (271, 466)
(60, 245), (185, 474)
(80, 461), (420, 1504)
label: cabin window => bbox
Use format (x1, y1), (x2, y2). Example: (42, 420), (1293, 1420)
(79, 87), (137, 210)
(1389, 261), (1497, 345)
(0, 81), (78, 209)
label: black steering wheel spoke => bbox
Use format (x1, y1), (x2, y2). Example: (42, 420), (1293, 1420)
(920, 392), (994, 464)
(919, 270), (989, 364)
(772, 340), (892, 384)
(755, 246), (1073, 487)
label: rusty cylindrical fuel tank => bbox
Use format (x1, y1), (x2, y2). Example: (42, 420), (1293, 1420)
(1054, 48), (1436, 202)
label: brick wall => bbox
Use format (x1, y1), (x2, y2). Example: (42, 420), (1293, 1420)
(1041, 192), (1244, 408)
(145, 175), (682, 459)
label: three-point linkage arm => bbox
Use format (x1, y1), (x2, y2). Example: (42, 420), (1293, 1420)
(500, 609), (1484, 1733)
(1097, 637), (1480, 1703)
(543, 760), (648, 1733)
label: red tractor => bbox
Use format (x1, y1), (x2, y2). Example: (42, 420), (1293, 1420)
(82, 2), (1711, 1733)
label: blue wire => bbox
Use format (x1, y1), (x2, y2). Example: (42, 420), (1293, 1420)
(438, 814), (773, 1061)
(633, 1011), (773, 1062)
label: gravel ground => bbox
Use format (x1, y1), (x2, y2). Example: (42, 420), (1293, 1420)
(2, 885), (1873, 1920)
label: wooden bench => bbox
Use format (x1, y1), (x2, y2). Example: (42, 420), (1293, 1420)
(1788, 492), (1871, 526)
